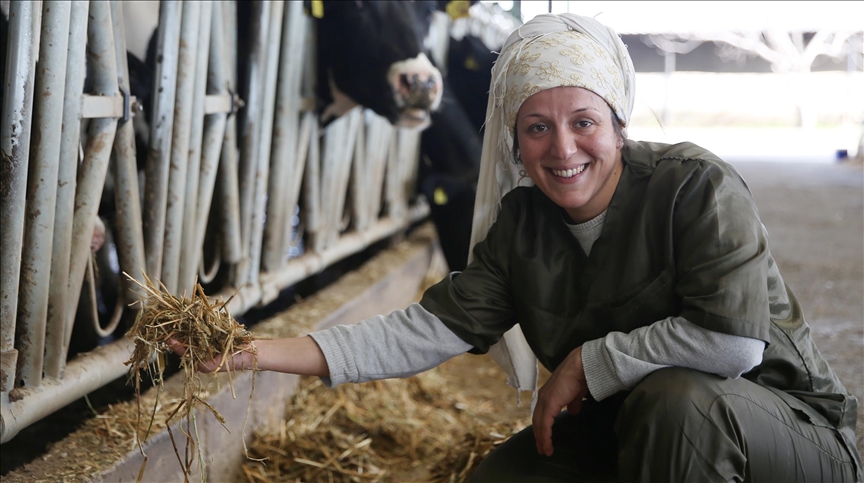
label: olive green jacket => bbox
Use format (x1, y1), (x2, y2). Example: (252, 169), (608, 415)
(420, 140), (860, 470)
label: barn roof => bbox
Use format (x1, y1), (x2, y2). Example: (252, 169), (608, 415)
(516, 1), (864, 35)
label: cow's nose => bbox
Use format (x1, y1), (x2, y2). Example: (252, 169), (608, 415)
(399, 73), (438, 106)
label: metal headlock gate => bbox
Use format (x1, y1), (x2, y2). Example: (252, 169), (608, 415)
(0, 0), (428, 443)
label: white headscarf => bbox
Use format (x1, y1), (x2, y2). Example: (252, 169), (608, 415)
(467, 13), (636, 402)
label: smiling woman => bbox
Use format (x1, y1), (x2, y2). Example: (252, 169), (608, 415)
(514, 87), (624, 223)
(174, 11), (862, 483)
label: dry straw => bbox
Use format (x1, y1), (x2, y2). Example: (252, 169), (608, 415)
(240, 373), (529, 483)
(124, 272), (257, 483)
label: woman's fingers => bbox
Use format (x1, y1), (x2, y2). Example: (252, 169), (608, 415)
(532, 399), (557, 456)
(167, 338), (187, 356)
(165, 338), (233, 373)
(532, 346), (588, 457)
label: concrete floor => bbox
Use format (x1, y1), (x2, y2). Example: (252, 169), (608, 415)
(731, 160), (864, 451)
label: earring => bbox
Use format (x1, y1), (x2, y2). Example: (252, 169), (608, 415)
(518, 169), (529, 185)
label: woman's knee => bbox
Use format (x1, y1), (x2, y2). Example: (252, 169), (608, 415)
(614, 368), (749, 481)
(622, 367), (727, 419)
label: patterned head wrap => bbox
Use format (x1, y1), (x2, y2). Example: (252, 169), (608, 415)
(468, 13), (636, 398)
(501, 29), (631, 128)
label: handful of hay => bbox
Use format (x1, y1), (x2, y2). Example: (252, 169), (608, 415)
(124, 272), (258, 482)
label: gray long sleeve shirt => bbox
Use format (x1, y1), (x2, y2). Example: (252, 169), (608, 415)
(309, 212), (765, 400)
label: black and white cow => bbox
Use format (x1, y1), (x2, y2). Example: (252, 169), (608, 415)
(314, 1), (444, 129)
(309, 1), (488, 271)
(417, 30), (498, 271)
(308, 1), (499, 272)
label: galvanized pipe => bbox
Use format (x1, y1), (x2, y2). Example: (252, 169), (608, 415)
(311, 115), (347, 253)
(302, 113), (321, 248)
(246, 0), (285, 286)
(349, 113), (368, 231)
(0, 337), (135, 443)
(334, 110), (363, 247)
(142, 0), (182, 282)
(280, 110), (315, 259)
(190, 2), (229, 285)
(63, 0), (120, 350)
(0, 203), (431, 443)
(160, 1), (201, 295)
(0, 0), (41, 396)
(257, 206), (431, 307)
(215, 1), (242, 266)
(107, 0), (146, 306)
(178, 0), (213, 294)
(216, 119), (242, 264)
(387, 130), (420, 221)
(316, 116), (345, 252)
(16, 0), (72, 389)
(366, 116), (394, 228)
(263, 1), (306, 272)
(236, 1), (271, 287)
(385, 131), (401, 219)
(44, 0), (90, 380)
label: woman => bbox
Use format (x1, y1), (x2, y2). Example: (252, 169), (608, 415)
(185, 13), (862, 482)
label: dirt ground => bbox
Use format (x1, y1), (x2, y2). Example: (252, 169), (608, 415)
(733, 160), (864, 452)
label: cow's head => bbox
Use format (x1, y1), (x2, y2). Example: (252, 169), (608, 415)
(316, 1), (443, 129)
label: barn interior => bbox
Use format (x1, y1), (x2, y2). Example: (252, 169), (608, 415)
(0, 1), (862, 482)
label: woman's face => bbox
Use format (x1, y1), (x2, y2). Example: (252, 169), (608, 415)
(516, 87), (624, 223)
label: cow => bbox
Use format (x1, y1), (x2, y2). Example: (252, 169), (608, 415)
(417, 29), (499, 271)
(311, 1), (501, 272)
(445, 32), (498, 134)
(313, 1), (444, 129)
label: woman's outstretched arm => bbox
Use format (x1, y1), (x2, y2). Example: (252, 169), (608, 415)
(172, 336), (329, 377)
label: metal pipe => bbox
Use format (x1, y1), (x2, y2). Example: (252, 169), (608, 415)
(280, 109), (314, 258)
(257, 207), (431, 307)
(0, 210), (430, 444)
(0, 0), (41, 396)
(329, 109), (362, 248)
(350, 112), (368, 232)
(63, 0), (120, 350)
(142, 0), (182, 282)
(192, 2), (230, 278)
(16, 0), (72, 389)
(216, 1), (243, 265)
(236, 1), (271, 287)
(107, 0), (146, 306)
(160, 1), (201, 295)
(264, 1), (305, 272)
(217, 114), (242, 267)
(367, 116), (394, 227)
(385, 130), (400, 219)
(0, 337), (136, 443)
(302, 113), (321, 250)
(246, 0), (284, 286)
(316, 116), (345, 252)
(44, 0), (90, 380)
(178, 0), (213, 294)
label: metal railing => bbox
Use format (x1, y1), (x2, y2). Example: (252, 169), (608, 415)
(0, 0), (428, 443)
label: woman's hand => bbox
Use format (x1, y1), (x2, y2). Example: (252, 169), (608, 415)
(168, 336), (330, 377)
(168, 339), (257, 373)
(532, 345), (589, 457)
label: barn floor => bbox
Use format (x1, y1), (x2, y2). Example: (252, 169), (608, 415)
(237, 159), (864, 481)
